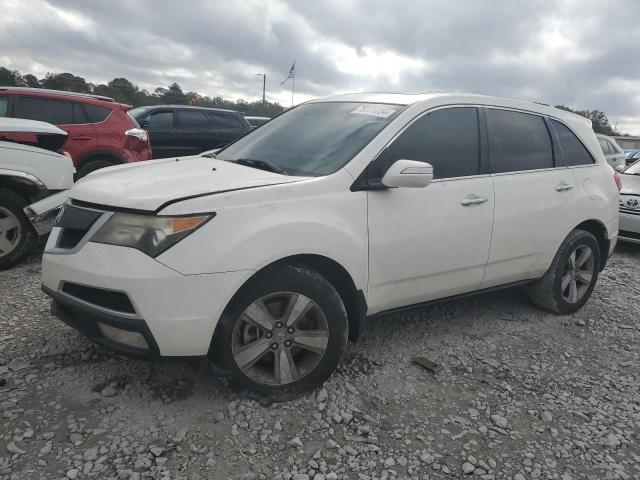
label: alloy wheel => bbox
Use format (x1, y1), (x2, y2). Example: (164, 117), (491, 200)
(0, 207), (21, 259)
(231, 292), (329, 386)
(561, 244), (595, 304)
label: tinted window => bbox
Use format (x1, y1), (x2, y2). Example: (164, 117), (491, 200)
(147, 111), (174, 128)
(73, 103), (88, 123)
(369, 107), (481, 181)
(608, 140), (620, 154)
(178, 110), (210, 128)
(212, 113), (243, 130)
(486, 109), (553, 173)
(84, 104), (111, 123)
(552, 120), (595, 166)
(0, 97), (8, 117)
(598, 138), (612, 154)
(15, 97), (74, 124)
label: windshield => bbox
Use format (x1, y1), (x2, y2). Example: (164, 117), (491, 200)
(215, 102), (403, 176)
(623, 159), (640, 175)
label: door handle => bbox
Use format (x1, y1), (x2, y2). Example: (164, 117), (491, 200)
(461, 194), (488, 206)
(555, 182), (574, 192)
(72, 136), (92, 141)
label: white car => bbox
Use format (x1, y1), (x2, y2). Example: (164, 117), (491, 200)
(41, 93), (619, 394)
(0, 118), (74, 270)
(597, 134), (626, 171)
(618, 160), (640, 243)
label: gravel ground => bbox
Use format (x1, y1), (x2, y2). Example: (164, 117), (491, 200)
(1, 244), (639, 480)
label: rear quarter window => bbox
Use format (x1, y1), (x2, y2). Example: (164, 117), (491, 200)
(211, 113), (244, 130)
(84, 103), (112, 123)
(552, 120), (595, 166)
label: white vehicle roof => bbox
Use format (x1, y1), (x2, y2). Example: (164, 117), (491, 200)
(306, 92), (592, 130)
(0, 117), (67, 136)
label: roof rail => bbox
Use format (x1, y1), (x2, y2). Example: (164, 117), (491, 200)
(0, 86), (115, 102)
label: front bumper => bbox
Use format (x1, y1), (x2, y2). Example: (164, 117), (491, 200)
(619, 210), (640, 244)
(42, 242), (253, 356)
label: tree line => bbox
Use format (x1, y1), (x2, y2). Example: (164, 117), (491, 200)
(0, 66), (624, 135)
(0, 67), (285, 117)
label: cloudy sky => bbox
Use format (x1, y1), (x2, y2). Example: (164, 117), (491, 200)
(2, 0), (640, 134)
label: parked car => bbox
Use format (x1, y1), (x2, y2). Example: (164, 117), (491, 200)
(0, 118), (74, 269)
(0, 87), (152, 177)
(244, 116), (271, 128)
(596, 133), (626, 171)
(41, 93), (619, 394)
(618, 160), (640, 244)
(129, 105), (251, 159)
(624, 148), (640, 165)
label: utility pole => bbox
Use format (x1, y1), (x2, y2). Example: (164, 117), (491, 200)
(256, 73), (266, 103)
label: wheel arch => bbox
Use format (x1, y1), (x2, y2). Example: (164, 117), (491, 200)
(0, 174), (46, 203)
(574, 219), (609, 271)
(211, 254), (367, 356)
(77, 151), (125, 170)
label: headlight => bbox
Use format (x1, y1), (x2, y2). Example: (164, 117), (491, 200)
(91, 213), (212, 257)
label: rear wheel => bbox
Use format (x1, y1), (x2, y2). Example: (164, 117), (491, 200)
(215, 264), (348, 395)
(78, 158), (118, 178)
(0, 188), (37, 270)
(527, 229), (600, 314)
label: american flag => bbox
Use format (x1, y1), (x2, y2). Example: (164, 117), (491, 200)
(281, 61), (295, 85)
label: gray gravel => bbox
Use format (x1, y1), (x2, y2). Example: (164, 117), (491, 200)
(1, 244), (640, 480)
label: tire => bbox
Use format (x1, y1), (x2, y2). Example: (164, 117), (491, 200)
(77, 159), (117, 178)
(215, 264), (349, 396)
(527, 229), (601, 314)
(0, 188), (37, 270)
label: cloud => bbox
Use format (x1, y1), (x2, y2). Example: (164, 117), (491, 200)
(1, 0), (639, 133)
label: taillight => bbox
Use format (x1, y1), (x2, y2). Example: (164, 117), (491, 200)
(125, 128), (148, 143)
(614, 171), (622, 191)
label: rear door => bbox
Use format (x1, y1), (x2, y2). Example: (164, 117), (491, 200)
(13, 96), (97, 161)
(208, 113), (248, 148)
(482, 107), (581, 287)
(175, 109), (214, 156)
(141, 109), (179, 159)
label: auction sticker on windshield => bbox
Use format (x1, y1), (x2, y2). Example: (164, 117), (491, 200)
(350, 105), (397, 118)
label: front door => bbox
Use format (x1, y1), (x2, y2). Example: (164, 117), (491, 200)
(366, 106), (495, 314)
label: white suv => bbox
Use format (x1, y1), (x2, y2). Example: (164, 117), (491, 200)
(42, 93), (619, 394)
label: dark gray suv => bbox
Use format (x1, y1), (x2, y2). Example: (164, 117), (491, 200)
(130, 105), (251, 159)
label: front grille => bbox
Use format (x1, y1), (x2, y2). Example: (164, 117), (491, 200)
(619, 206), (640, 216)
(54, 205), (103, 250)
(61, 283), (136, 314)
(620, 230), (640, 241)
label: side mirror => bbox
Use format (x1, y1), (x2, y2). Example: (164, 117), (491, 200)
(615, 165), (626, 172)
(381, 159), (433, 188)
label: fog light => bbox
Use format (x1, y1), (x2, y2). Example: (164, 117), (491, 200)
(98, 323), (149, 350)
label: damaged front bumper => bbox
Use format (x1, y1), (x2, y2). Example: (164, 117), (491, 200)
(24, 190), (68, 236)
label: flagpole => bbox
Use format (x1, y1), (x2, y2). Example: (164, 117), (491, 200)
(291, 74), (295, 107)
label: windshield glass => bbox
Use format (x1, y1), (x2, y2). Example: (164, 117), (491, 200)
(215, 102), (403, 176)
(623, 159), (640, 175)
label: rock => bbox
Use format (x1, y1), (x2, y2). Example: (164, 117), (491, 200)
(514, 474), (526, 480)
(66, 469), (79, 479)
(421, 453), (435, 464)
(101, 385), (117, 397)
(384, 457), (396, 467)
(289, 436), (303, 448)
(149, 445), (165, 457)
(576, 318), (586, 326)
(317, 388), (328, 403)
(490, 415), (508, 429)
(84, 446), (98, 461)
(6, 442), (26, 455)
(325, 474), (338, 480)
(462, 462), (475, 474)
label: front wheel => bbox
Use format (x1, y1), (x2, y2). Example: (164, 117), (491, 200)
(0, 188), (37, 270)
(527, 229), (600, 314)
(215, 264), (349, 396)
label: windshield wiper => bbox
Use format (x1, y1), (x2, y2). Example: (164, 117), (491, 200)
(231, 158), (289, 175)
(201, 151), (216, 158)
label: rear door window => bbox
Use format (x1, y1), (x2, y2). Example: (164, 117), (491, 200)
(370, 107), (483, 181)
(177, 110), (211, 128)
(486, 108), (554, 173)
(15, 96), (75, 125)
(552, 120), (595, 166)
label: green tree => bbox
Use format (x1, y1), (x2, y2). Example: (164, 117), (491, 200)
(0, 67), (21, 86)
(555, 105), (619, 136)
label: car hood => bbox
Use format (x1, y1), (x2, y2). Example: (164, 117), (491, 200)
(69, 156), (311, 211)
(620, 173), (640, 195)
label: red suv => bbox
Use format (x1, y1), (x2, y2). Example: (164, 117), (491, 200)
(0, 87), (152, 177)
